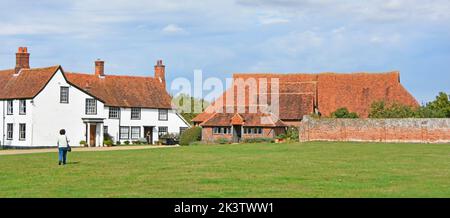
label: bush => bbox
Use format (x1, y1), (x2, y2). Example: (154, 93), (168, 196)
(275, 126), (299, 142)
(132, 140), (142, 145)
(215, 138), (230, 144)
(104, 139), (113, 147)
(79, 140), (87, 146)
(331, 108), (359, 118)
(115, 140), (121, 146)
(243, 137), (274, 143)
(369, 101), (417, 118)
(124, 140), (130, 145)
(179, 127), (202, 146)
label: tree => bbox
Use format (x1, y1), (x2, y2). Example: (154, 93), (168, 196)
(331, 108), (359, 118)
(172, 94), (210, 124)
(425, 92), (450, 118)
(369, 101), (416, 118)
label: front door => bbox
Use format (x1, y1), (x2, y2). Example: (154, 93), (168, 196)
(89, 124), (96, 147)
(144, 127), (153, 145)
(233, 125), (242, 143)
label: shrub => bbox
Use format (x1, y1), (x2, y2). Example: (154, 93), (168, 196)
(124, 140), (130, 145)
(215, 138), (230, 144)
(369, 101), (416, 118)
(179, 127), (202, 146)
(79, 140), (87, 146)
(116, 140), (121, 146)
(132, 140), (142, 145)
(331, 108), (359, 118)
(104, 139), (113, 147)
(243, 137), (274, 143)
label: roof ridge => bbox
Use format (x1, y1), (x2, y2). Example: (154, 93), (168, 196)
(233, 71), (400, 77)
(66, 72), (157, 79)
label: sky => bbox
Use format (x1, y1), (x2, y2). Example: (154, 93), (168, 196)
(0, 0), (449, 103)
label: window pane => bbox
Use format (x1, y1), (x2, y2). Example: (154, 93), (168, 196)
(131, 108), (141, 120)
(180, 127), (188, 134)
(120, 126), (129, 139)
(19, 124), (26, 140)
(85, 99), (96, 115)
(131, 127), (140, 139)
(7, 123), (13, 140)
(159, 109), (168, 120)
(19, 100), (26, 114)
(109, 107), (120, 119)
(7, 100), (13, 115)
(60, 87), (69, 103)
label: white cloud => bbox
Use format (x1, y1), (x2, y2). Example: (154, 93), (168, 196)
(259, 17), (290, 25)
(162, 24), (187, 35)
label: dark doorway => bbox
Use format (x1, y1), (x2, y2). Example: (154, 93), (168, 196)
(144, 127), (153, 145)
(232, 125), (242, 143)
(89, 124), (96, 147)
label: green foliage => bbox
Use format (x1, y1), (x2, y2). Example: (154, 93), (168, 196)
(369, 93), (450, 119)
(242, 137), (275, 143)
(132, 140), (142, 145)
(124, 140), (130, 145)
(79, 140), (87, 145)
(369, 101), (416, 118)
(215, 138), (230, 144)
(172, 94), (210, 125)
(115, 140), (121, 146)
(276, 126), (299, 142)
(331, 108), (359, 118)
(423, 92), (450, 118)
(103, 133), (113, 141)
(179, 127), (202, 146)
(103, 139), (113, 147)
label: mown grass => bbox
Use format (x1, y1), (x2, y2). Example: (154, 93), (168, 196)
(0, 142), (449, 198)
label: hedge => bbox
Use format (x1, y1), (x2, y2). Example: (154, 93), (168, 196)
(179, 127), (202, 145)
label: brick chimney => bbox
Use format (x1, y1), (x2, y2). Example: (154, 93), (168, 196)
(154, 59), (166, 88)
(15, 47), (30, 74)
(95, 59), (105, 77)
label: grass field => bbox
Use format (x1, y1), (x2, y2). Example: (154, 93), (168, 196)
(0, 142), (449, 198)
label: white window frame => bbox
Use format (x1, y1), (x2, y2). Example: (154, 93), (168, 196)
(158, 109), (168, 121)
(158, 126), (168, 138)
(7, 100), (13, 115)
(131, 108), (141, 120)
(109, 107), (120, 119)
(19, 100), (26, 115)
(85, 98), (97, 115)
(60, 86), (69, 103)
(19, 123), (26, 141)
(6, 123), (13, 140)
(119, 126), (130, 139)
(131, 126), (141, 139)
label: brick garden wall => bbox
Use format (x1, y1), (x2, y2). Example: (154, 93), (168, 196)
(299, 117), (450, 143)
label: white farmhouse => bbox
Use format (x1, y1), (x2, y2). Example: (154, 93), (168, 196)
(0, 47), (189, 148)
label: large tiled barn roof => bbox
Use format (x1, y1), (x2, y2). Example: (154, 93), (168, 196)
(193, 71), (419, 126)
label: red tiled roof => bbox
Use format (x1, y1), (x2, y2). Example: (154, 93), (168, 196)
(65, 72), (172, 109)
(193, 71), (419, 124)
(0, 66), (60, 99)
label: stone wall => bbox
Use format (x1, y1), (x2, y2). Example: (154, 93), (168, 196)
(299, 116), (450, 143)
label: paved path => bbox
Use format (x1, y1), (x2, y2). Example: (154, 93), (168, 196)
(0, 145), (178, 156)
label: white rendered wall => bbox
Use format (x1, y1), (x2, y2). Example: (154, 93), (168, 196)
(32, 69), (105, 147)
(1, 99), (33, 147)
(104, 107), (189, 144)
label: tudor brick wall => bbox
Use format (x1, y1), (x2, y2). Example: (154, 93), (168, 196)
(299, 117), (450, 143)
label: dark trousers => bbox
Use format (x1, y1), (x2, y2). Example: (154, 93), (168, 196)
(58, 147), (68, 164)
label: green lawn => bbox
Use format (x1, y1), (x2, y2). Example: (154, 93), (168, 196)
(0, 142), (449, 198)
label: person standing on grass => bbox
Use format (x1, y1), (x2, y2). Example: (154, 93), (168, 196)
(57, 129), (71, 165)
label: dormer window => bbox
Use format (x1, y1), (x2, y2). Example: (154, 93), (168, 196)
(19, 100), (26, 115)
(7, 100), (13, 115)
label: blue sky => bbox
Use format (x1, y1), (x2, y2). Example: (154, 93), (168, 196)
(0, 0), (449, 103)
